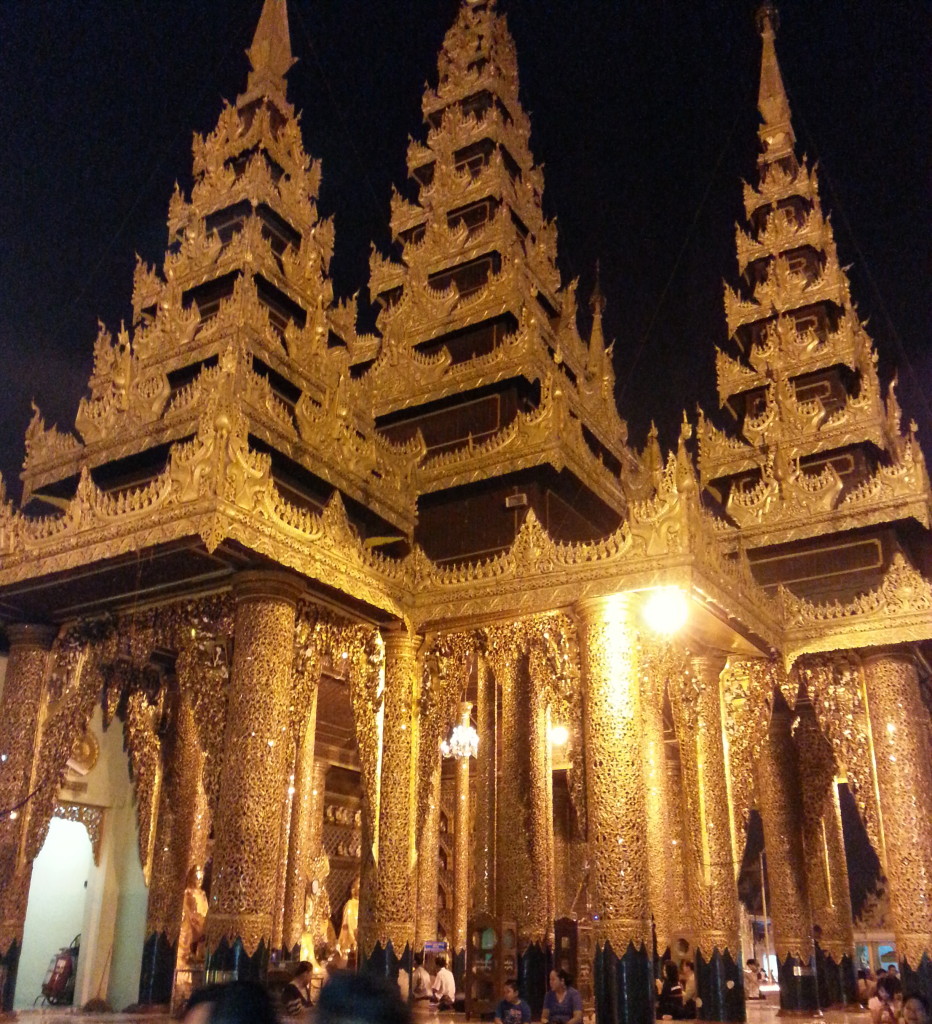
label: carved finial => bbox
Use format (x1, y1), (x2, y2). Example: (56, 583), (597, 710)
(238, 0), (296, 109)
(589, 261), (606, 318)
(755, 3), (795, 162)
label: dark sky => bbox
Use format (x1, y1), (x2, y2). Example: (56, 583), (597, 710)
(0, 0), (928, 504)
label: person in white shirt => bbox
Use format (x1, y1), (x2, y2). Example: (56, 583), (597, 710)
(412, 952), (432, 1001)
(432, 956), (456, 1010)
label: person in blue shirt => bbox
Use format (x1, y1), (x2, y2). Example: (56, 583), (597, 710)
(495, 979), (531, 1024)
(541, 969), (583, 1024)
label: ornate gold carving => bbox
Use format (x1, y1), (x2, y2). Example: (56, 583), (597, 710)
(576, 595), (651, 952)
(755, 709), (815, 963)
(52, 803), (104, 865)
(206, 573), (301, 954)
(862, 654), (932, 967)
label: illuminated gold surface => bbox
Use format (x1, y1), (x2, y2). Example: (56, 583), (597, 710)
(862, 653), (932, 967)
(206, 572), (301, 954)
(471, 653), (496, 916)
(375, 630), (419, 953)
(794, 702), (854, 962)
(453, 702), (473, 953)
(756, 708), (814, 963)
(673, 655), (740, 958)
(577, 595), (651, 952)
(0, 625), (57, 952)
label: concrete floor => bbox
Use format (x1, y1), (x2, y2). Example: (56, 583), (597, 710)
(1, 993), (870, 1023)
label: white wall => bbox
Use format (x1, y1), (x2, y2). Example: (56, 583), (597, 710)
(15, 817), (93, 1009)
(18, 706), (150, 1011)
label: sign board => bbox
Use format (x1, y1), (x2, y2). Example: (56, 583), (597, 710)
(423, 940), (448, 953)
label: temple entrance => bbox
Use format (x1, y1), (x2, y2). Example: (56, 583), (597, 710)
(16, 707), (147, 1011)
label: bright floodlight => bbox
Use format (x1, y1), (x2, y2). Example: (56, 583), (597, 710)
(642, 587), (689, 635)
(549, 724), (569, 747)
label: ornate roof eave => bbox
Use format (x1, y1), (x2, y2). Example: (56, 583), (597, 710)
(782, 553), (932, 668)
(742, 161), (819, 220)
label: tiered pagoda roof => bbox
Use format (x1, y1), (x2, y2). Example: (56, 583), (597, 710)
(353, 0), (631, 559)
(698, 3), (930, 560)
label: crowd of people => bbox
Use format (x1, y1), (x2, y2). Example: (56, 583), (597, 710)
(179, 956), (931, 1024)
(857, 965), (930, 1024)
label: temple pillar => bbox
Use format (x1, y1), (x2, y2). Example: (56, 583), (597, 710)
(755, 705), (819, 1013)
(453, 702), (473, 957)
(140, 691), (203, 1004)
(0, 623), (57, 1012)
(577, 595), (653, 1024)
(271, 747), (295, 954)
(794, 702), (856, 1007)
(863, 652), (932, 1002)
(415, 761), (441, 950)
(665, 755), (693, 952)
(495, 648), (548, 1011)
(206, 571), (302, 980)
(640, 666), (674, 960)
(370, 628), (418, 969)
(282, 687), (320, 956)
(679, 656), (744, 1022)
(472, 653), (496, 915)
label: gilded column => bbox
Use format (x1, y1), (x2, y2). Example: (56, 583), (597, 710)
(495, 650), (534, 924)
(206, 571), (302, 980)
(282, 689), (320, 955)
(140, 691), (203, 1003)
(0, 623), (57, 1012)
(640, 664), (674, 959)
(453, 702), (473, 955)
(680, 656), (743, 1022)
(271, 749), (296, 953)
(862, 652), (932, 1001)
(755, 706), (818, 1012)
(415, 761), (442, 950)
(665, 754), (693, 949)
(495, 646), (549, 1017)
(373, 628), (418, 966)
(472, 653), (496, 915)
(794, 702), (856, 1007)
(576, 596), (653, 1024)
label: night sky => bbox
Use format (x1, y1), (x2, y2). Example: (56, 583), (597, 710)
(0, 0), (928, 503)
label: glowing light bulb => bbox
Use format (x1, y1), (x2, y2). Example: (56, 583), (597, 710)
(642, 587), (689, 635)
(549, 724), (569, 747)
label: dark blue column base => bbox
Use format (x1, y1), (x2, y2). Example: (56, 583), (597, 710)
(1, 938), (21, 1012)
(696, 946), (745, 1022)
(453, 947), (466, 991)
(776, 952), (820, 1015)
(138, 930), (177, 1005)
(902, 952), (932, 1009)
(594, 940), (654, 1024)
(363, 940), (411, 981)
(814, 947), (857, 1007)
(519, 939), (549, 1021)
(206, 935), (269, 983)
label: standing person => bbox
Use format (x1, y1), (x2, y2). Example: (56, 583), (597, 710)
(432, 955), (456, 1011)
(541, 969), (583, 1024)
(412, 952), (432, 1002)
(744, 959), (762, 1000)
(282, 961), (314, 1017)
(495, 978), (531, 1024)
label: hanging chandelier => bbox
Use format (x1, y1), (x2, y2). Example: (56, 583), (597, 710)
(441, 722), (479, 759)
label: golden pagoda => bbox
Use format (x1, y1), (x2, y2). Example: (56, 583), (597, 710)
(0, 2), (929, 1022)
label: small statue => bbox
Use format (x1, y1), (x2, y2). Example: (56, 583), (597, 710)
(337, 878), (360, 958)
(178, 864), (208, 968)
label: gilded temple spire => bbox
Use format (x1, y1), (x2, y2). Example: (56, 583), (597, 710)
(239, 0), (297, 111)
(754, 3), (795, 167)
(697, 4), (931, 544)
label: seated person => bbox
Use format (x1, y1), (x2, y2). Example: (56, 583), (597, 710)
(282, 961), (314, 1018)
(495, 978), (531, 1024)
(432, 955), (456, 1011)
(412, 952), (432, 1002)
(680, 960), (696, 1018)
(657, 961), (684, 1020)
